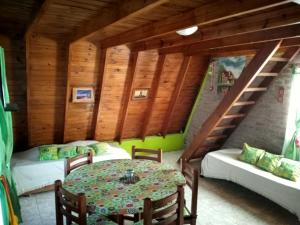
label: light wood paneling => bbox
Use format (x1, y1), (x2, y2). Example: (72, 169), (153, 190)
(63, 41), (102, 142)
(27, 34), (67, 146)
(94, 45), (130, 140)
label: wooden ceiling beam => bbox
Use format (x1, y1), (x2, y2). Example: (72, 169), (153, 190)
(141, 54), (166, 139)
(158, 23), (300, 55)
(130, 4), (300, 52)
(161, 56), (191, 136)
(70, 0), (169, 43)
(118, 51), (139, 141)
(100, 0), (291, 48)
(25, 0), (54, 37)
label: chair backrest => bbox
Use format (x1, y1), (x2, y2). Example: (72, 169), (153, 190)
(143, 185), (184, 225)
(65, 151), (93, 177)
(55, 180), (87, 225)
(132, 145), (162, 162)
(181, 160), (199, 220)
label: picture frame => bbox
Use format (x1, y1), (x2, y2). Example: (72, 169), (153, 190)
(132, 88), (149, 100)
(72, 87), (94, 103)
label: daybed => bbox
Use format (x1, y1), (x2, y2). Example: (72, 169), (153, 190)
(11, 140), (131, 196)
(201, 149), (300, 220)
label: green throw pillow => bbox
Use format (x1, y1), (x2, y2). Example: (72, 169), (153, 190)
(88, 142), (109, 156)
(39, 145), (58, 160)
(256, 152), (282, 172)
(58, 145), (78, 159)
(238, 143), (265, 165)
(77, 146), (94, 155)
(273, 158), (300, 181)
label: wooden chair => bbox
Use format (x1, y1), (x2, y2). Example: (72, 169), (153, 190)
(55, 180), (117, 225)
(132, 145), (162, 163)
(64, 151), (93, 177)
(135, 184), (184, 225)
(181, 160), (199, 225)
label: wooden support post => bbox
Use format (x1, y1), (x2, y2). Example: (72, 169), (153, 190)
(118, 51), (139, 141)
(161, 56), (191, 136)
(181, 40), (281, 161)
(141, 54), (166, 140)
(93, 48), (107, 140)
(63, 43), (73, 143)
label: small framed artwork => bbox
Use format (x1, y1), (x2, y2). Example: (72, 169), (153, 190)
(132, 88), (149, 100)
(72, 87), (94, 103)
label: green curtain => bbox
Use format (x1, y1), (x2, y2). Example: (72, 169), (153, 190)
(282, 66), (300, 161)
(0, 46), (21, 223)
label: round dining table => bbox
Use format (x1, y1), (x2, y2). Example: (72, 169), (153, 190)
(64, 159), (186, 216)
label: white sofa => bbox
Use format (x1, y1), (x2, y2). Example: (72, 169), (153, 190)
(201, 149), (300, 220)
(11, 141), (131, 196)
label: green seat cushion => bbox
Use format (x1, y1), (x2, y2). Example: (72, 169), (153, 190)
(58, 145), (78, 159)
(238, 143), (265, 165)
(86, 214), (118, 225)
(77, 146), (94, 155)
(256, 152), (282, 173)
(39, 145), (58, 160)
(273, 158), (300, 181)
(88, 142), (109, 156)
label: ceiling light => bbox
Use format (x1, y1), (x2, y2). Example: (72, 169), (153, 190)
(176, 26), (198, 36)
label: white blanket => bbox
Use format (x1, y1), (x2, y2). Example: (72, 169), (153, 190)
(11, 141), (131, 195)
(201, 149), (300, 220)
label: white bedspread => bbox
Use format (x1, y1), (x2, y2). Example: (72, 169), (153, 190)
(201, 149), (300, 220)
(11, 141), (131, 195)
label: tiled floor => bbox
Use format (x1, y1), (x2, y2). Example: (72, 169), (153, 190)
(20, 151), (300, 225)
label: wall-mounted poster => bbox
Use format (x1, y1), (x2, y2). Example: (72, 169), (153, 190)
(132, 88), (149, 100)
(217, 56), (246, 94)
(72, 87), (94, 103)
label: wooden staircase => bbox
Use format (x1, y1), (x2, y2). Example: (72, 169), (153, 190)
(181, 40), (300, 162)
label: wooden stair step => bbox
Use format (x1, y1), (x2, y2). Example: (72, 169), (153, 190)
(270, 57), (289, 62)
(233, 101), (256, 106)
(223, 113), (246, 119)
(258, 72), (278, 77)
(206, 135), (227, 141)
(214, 124), (236, 130)
(244, 87), (267, 92)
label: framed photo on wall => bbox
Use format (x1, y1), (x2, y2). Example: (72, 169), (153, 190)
(132, 88), (149, 100)
(72, 87), (94, 103)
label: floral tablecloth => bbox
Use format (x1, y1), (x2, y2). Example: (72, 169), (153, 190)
(64, 159), (185, 216)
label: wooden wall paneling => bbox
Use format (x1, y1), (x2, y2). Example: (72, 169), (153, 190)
(117, 51), (139, 140)
(161, 56), (191, 136)
(168, 55), (211, 133)
(94, 45), (130, 140)
(63, 41), (102, 142)
(146, 53), (184, 136)
(121, 50), (159, 139)
(27, 34), (68, 146)
(141, 54), (166, 139)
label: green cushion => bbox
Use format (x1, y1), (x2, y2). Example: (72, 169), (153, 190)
(238, 143), (265, 165)
(77, 146), (94, 155)
(88, 142), (109, 156)
(273, 158), (300, 181)
(58, 145), (78, 159)
(39, 145), (58, 160)
(256, 152), (282, 172)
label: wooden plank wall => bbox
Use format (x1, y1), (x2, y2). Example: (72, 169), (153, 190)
(27, 34), (67, 146)
(0, 35), (27, 150)
(63, 41), (102, 142)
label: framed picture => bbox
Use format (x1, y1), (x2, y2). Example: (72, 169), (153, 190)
(72, 87), (94, 103)
(132, 88), (149, 100)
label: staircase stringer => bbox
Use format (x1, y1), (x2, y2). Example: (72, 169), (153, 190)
(180, 40), (282, 162)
